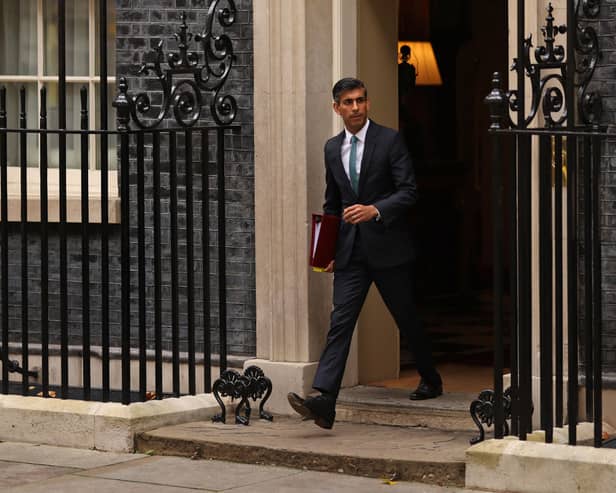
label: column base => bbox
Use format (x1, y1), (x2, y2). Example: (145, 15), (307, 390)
(504, 373), (569, 430)
(244, 359), (318, 415)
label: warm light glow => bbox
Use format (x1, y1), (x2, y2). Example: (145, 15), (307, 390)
(397, 41), (442, 86)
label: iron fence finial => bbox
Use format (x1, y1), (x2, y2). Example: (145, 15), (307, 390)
(113, 77), (132, 131)
(484, 72), (507, 130)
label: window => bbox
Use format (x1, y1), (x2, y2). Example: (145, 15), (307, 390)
(0, 0), (119, 222)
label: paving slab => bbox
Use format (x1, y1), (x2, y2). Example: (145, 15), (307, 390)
(79, 455), (301, 491)
(229, 469), (472, 493)
(4, 474), (204, 493)
(136, 416), (470, 487)
(0, 443), (486, 493)
(0, 460), (75, 489)
(0, 442), (145, 469)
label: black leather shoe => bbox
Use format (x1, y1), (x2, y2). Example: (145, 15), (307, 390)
(409, 379), (443, 400)
(287, 392), (336, 429)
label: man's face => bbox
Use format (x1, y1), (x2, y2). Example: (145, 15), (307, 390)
(333, 87), (370, 134)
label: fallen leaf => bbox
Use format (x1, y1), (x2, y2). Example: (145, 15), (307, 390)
(603, 431), (610, 440)
(144, 449), (155, 456)
(381, 472), (400, 485)
(145, 391), (156, 401)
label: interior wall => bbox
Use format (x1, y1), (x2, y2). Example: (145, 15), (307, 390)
(455, 0), (509, 289)
(332, 0), (361, 389)
(356, 0), (400, 383)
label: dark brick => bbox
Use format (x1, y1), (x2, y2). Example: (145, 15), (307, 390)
(2, 0), (255, 365)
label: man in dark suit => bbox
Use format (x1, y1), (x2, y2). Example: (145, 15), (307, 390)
(288, 78), (442, 429)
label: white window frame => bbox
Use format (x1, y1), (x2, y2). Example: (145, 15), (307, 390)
(0, 0), (120, 223)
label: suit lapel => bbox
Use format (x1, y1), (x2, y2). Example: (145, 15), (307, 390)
(357, 121), (377, 196)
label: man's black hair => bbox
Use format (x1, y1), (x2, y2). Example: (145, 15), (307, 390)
(332, 78), (367, 103)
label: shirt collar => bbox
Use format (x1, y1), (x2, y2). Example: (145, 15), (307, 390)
(344, 119), (370, 143)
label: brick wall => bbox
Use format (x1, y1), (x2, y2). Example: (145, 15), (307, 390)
(114, 0), (256, 355)
(593, 1), (616, 373)
(3, 0), (255, 358)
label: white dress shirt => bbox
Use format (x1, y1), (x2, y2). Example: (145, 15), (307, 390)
(340, 119), (370, 183)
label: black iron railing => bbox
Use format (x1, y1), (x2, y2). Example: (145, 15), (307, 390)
(0, 1), (239, 405)
(473, 1), (606, 448)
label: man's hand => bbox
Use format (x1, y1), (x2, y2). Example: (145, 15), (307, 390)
(343, 204), (379, 224)
(324, 260), (334, 273)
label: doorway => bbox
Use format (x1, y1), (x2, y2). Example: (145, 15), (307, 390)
(394, 0), (510, 392)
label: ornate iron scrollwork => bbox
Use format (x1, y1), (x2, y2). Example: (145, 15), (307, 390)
(470, 387), (513, 445)
(575, 0), (602, 125)
(114, 2), (237, 129)
(509, 3), (568, 128)
(503, 1), (601, 129)
(212, 366), (273, 425)
(469, 387), (536, 444)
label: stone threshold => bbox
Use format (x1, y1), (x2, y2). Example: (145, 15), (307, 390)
(0, 393), (222, 453)
(336, 385), (477, 431)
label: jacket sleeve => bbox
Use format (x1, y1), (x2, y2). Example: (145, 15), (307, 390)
(323, 144), (342, 216)
(372, 132), (417, 227)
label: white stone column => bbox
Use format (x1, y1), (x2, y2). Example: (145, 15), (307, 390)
(249, 0), (339, 413)
(250, 0), (403, 413)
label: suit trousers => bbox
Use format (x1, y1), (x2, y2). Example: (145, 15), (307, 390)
(312, 237), (440, 396)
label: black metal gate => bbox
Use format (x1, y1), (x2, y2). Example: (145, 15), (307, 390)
(471, 0), (607, 447)
(0, 1), (239, 404)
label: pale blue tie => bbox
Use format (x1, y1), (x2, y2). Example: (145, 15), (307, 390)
(349, 135), (359, 193)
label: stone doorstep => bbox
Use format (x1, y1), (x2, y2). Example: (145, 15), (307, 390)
(335, 385), (477, 431)
(135, 417), (469, 488)
(335, 403), (476, 431)
(0, 393), (224, 453)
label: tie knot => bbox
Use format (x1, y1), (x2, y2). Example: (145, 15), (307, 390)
(351, 135), (358, 144)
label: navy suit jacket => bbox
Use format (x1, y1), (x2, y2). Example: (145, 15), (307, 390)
(323, 120), (417, 270)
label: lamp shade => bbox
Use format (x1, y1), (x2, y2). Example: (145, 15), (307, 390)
(398, 41), (442, 86)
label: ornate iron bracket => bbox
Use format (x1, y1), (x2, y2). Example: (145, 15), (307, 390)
(470, 387), (514, 445)
(212, 365), (273, 425)
(4, 359), (38, 379)
(500, 1), (601, 129)
(113, 2), (237, 129)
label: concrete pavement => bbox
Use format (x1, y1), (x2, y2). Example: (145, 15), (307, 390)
(0, 441), (486, 492)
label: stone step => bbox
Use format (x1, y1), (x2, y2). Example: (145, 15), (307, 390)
(336, 385), (479, 432)
(136, 416), (469, 487)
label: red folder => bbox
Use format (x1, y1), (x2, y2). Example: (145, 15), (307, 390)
(310, 213), (340, 272)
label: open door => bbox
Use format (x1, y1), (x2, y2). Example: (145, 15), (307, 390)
(355, 0), (401, 384)
(397, 0), (509, 392)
